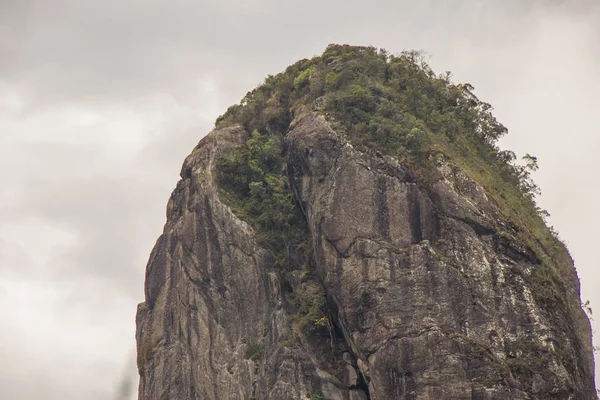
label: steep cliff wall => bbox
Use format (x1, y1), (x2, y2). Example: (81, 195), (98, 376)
(136, 45), (596, 399)
(136, 125), (370, 400)
(287, 114), (595, 399)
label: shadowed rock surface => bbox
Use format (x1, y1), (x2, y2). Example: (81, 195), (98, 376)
(136, 46), (597, 400)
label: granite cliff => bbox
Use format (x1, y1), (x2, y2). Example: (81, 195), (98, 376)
(136, 45), (597, 399)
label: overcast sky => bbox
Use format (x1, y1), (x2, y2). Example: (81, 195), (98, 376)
(0, 1), (598, 398)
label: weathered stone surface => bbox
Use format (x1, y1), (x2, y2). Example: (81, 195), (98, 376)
(136, 125), (362, 400)
(287, 114), (596, 399)
(136, 114), (596, 399)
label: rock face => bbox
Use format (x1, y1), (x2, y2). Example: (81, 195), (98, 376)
(136, 125), (356, 400)
(287, 115), (596, 399)
(136, 113), (596, 399)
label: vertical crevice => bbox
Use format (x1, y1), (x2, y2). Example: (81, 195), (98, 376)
(408, 184), (423, 243)
(376, 176), (391, 239)
(324, 292), (372, 399)
(355, 371), (372, 400)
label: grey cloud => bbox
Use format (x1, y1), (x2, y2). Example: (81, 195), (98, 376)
(1, 0), (289, 107)
(0, 237), (32, 275)
(6, 163), (170, 294)
(113, 353), (138, 400)
(3, 0), (584, 108)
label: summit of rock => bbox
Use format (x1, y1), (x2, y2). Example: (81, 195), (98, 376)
(136, 45), (597, 399)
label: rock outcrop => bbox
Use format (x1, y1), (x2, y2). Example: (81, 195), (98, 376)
(136, 123), (369, 400)
(136, 46), (597, 399)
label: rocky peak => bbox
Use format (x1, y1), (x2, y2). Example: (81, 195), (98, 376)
(136, 45), (597, 399)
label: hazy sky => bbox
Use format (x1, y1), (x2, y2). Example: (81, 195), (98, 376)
(1, 1), (598, 398)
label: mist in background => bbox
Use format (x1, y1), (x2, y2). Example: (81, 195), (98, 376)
(0, 1), (598, 398)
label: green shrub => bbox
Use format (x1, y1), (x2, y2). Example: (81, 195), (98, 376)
(294, 66), (315, 90)
(324, 72), (340, 91)
(294, 278), (327, 334)
(244, 343), (262, 362)
(215, 130), (307, 270)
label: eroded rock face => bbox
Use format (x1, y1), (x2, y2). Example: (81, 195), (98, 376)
(136, 125), (365, 400)
(136, 114), (596, 399)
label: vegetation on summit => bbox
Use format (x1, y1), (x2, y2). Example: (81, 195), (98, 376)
(213, 45), (587, 366)
(215, 44), (561, 264)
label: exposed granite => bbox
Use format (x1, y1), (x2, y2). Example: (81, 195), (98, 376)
(136, 114), (596, 399)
